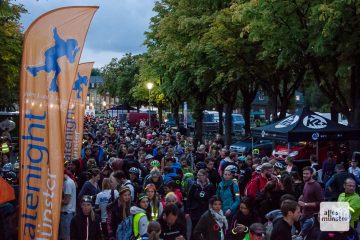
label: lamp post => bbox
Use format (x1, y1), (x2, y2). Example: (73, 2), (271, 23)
(146, 82), (154, 127)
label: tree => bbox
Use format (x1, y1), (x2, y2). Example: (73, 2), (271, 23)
(307, 0), (360, 128)
(145, 0), (231, 145)
(0, 1), (26, 110)
(91, 67), (101, 76)
(99, 53), (142, 111)
(236, 0), (309, 120)
(132, 55), (167, 123)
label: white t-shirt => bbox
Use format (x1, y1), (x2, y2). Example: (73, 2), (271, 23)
(95, 189), (119, 222)
(61, 176), (76, 213)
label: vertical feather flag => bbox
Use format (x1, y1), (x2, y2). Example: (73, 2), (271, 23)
(19, 7), (98, 240)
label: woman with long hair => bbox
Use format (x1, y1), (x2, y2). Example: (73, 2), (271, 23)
(95, 178), (119, 239)
(145, 183), (163, 220)
(227, 196), (259, 240)
(193, 195), (228, 240)
(106, 186), (132, 239)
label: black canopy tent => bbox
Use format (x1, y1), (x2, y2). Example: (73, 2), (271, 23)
(252, 107), (360, 142)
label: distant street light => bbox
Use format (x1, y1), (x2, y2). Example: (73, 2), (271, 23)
(146, 82), (154, 127)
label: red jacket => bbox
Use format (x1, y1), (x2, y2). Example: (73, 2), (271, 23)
(245, 175), (268, 199)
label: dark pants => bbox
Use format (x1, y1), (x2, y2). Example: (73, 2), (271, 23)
(101, 222), (108, 239)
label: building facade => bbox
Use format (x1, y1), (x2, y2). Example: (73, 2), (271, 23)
(86, 76), (119, 114)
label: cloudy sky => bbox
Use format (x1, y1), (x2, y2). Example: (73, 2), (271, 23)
(15, 0), (156, 68)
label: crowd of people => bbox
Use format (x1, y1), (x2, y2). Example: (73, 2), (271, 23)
(0, 116), (360, 240)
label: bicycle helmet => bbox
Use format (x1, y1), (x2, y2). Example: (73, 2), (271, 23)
(255, 165), (262, 173)
(2, 163), (13, 172)
(224, 165), (238, 174)
(13, 161), (20, 172)
(129, 167), (139, 175)
(4, 171), (16, 182)
(145, 154), (154, 160)
(195, 161), (207, 170)
(274, 162), (285, 170)
(150, 160), (160, 168)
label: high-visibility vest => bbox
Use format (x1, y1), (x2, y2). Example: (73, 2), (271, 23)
(133, 212), (146, 239)
(151, 206), (159, 220)
(1, 143), (9, 153)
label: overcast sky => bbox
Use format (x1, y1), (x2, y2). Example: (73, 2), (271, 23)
(15, 0), (156, 68)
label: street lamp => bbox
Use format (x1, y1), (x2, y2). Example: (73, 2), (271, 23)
(146, 82), (154, 127)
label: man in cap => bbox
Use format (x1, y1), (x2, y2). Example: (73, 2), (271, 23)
(70, 195), (101, 240)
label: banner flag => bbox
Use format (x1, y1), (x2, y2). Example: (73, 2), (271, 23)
(19, 6), (98, 240)
(65, 62), (94, 162)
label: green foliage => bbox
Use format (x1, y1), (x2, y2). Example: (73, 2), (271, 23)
(0, 1), (25, 110)
(91, 68), (101, 76)
(99, 53), (142, 108)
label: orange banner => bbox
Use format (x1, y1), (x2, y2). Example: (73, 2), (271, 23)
(65, 62), (94, 162)
(19, 7), (98, 240)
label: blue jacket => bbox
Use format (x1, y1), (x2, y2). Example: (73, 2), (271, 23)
(216, 179), (240, 215)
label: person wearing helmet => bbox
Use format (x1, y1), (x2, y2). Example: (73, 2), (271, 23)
(143, 167), (164, 194)
(129, 167), (143, 201)
(195, 161), (207, 171)
(274, 162), (285, 176)
(2, 163), (13, 173)
(150, 160), (161, 170)
(225, 165), (239, 176)
(216, 166), (240, 219)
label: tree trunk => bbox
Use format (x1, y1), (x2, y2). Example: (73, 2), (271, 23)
(193, 94), (206, 150)
(270, 94), (278, 122)
(173, 104), (180, 128)
(350, 59), (360, 149)
(158, 105), (163, 124)
(216, 103), (224, 135)
(224, 103), (234, 146)
(278, 96), (290, 120)
(330, 103), (338, 123)
(242, 97), (252, 136)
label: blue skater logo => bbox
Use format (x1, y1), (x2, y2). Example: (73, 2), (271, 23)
(27, 28), (80, 92)
(72, 72), (88, 99)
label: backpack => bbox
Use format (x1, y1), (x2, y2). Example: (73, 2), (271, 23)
(219, 180), (237, 202)
(181, 173), (195, 197)
(116, 212), (146, 240)
(245, 176), (261, 198)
